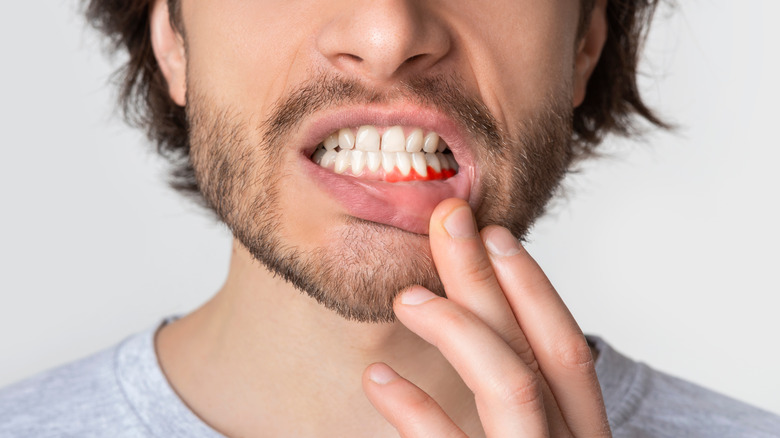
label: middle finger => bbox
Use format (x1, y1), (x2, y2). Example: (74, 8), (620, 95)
(394, 287), (550, 437)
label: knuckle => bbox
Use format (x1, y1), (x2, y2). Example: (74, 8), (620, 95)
(553, 336), (595, 371)
(493, 373), (543, 411)
(402, 390), (440, 418)
(525, 357), (541, 375)
(460, 256), (497, 288)
(503, 331), (528, 354)
(437, 306), (480, 336)
(506, 334), (540, 373)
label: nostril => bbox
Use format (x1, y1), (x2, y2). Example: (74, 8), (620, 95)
(404, 54), (425, 65)
(342, 53), (363, 63)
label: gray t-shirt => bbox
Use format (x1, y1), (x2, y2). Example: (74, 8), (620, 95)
(1, 321), (778, 437)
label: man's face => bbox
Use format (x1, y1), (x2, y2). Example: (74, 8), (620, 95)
(175, 0), (585, 322)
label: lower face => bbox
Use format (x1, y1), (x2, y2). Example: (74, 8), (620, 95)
(183, 0), (580, 323)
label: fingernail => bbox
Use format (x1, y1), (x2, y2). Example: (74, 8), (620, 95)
(369, 363), (399, 385)
(442, 206), (477, 239)
(400, 287), (437, 305)
(485, 227), (523, 257)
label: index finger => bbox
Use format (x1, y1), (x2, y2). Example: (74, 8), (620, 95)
(481, 225), (611, 437)
(428, 199), (533, 362)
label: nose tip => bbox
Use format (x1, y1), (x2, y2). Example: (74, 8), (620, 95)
(316, 1), (451, 83)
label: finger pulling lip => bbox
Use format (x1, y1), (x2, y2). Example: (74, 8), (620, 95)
(296, 105), (481, 234)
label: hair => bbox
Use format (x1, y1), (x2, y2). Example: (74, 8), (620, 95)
(84, 0), (668, 205)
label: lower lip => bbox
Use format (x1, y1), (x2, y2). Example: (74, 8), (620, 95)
(301, 154), (472, 234)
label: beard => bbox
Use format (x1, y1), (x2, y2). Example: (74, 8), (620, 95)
(187, 73), (574, 323)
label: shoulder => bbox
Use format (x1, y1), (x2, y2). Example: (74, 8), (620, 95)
(631, 368), (780, 437)
(590, 336), (780, 438)
(0, 338), (148, 438)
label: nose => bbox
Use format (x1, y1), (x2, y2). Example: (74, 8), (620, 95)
(316, 0), (452, 83)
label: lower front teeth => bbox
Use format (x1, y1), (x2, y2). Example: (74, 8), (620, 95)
(314, 146), (458, 179)
(335, 149), (350, 174)
(411, 152), (427, 177)
(395, 152), (412, 176)
(425, 153), (441, 173)
(366, 151), (382, 172)
(382, 152), (395, 173)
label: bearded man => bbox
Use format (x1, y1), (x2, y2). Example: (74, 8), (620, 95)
(1, 0), (779, 437)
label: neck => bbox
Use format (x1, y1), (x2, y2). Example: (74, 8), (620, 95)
(156, 240), (482, 437)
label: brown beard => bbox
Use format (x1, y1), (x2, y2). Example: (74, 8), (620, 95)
(187, 73), (573, 323)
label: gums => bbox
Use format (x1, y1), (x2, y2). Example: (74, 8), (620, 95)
(384, 167), (457, 183)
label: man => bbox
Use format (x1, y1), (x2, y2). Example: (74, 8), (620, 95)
(1, 0), (778, 437)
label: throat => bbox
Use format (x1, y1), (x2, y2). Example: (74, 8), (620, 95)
(155, 254), (484, 437)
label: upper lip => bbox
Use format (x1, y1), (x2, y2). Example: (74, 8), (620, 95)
(297, 103), (477, 171)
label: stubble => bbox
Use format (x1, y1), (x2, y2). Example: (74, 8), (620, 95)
(187, 74), (573, 323)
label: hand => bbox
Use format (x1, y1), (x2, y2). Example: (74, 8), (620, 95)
(362, 199), (611, 437)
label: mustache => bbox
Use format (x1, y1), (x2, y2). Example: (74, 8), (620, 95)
(261, 72), (501, 149)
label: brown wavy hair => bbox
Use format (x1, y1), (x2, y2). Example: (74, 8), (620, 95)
(85, 0), (668, 205)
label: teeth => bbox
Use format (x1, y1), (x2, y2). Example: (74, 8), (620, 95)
(423, 132), (440, 154)
(382, 152), (396, 173)
(356, 126), (380, 152)
(382, 126), (406, 152)
(321, 150), (338, 168)
(351, 150), (366, 174)
(338, 128), (355, 150)
(312, 148), (327, 164)
(334, 149), (351, 173)
(411, 152), (428, 177)
(425, 152), (441, 173)
(315, 126), (458, 179)
(324, 133), (339, 151)
(437, 152), (450, 170)
(405, 129), (424, 153)
(447, 154), (459, 171)
(366, 151), (382, 172)
(395, 152), (412, 176)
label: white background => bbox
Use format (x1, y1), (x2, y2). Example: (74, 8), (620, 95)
(1, 0), (779, 415)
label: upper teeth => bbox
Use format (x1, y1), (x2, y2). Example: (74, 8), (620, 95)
(313, 125), (457, 178)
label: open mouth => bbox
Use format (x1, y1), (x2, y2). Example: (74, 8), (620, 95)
(298, 106), (475, 234)
(310, 125), (459, 182)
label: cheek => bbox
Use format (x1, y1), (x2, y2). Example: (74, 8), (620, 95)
(183, 1), (353, 249)
(183, 0), (318, 112)
(450, 0), (578, 129)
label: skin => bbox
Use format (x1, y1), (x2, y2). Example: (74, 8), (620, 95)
(151, 0), (610, 436)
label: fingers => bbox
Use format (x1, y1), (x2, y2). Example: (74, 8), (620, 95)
(428, 200), (608, 436)
(372, 200), (609, 437)
(480, 225), (611, 437)
(362, 363), (468, 438)
(427, 199), (568, 435)
(394, 286), (550, 437)
(429, 199), (533, 363)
